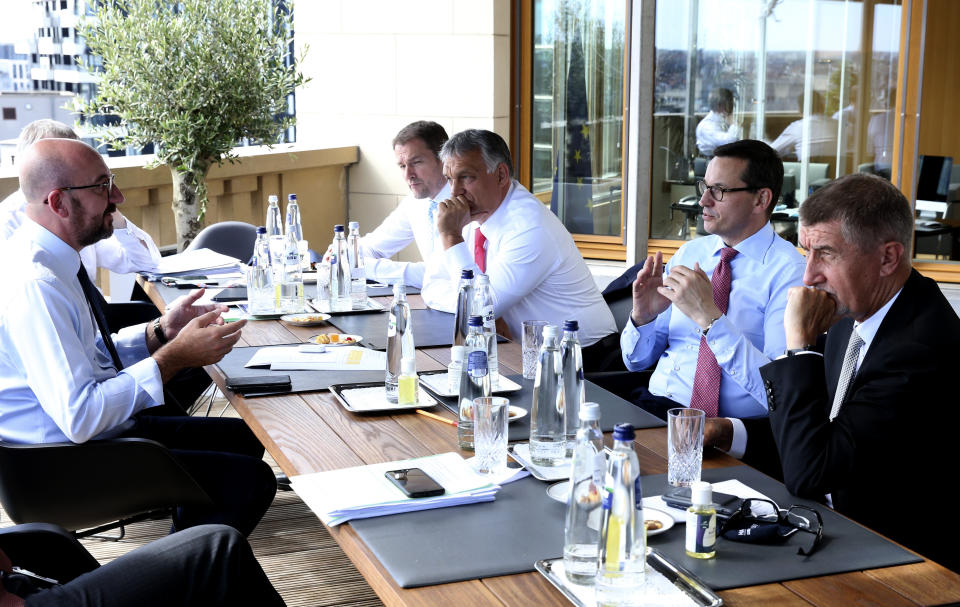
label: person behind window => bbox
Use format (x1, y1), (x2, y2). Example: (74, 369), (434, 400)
(696, 88), (741, 157)
(768, 91), (838, 160)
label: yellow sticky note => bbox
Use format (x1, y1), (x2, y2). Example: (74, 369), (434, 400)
(346, 350), (363, 364)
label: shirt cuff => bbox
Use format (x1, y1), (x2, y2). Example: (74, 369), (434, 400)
(725, 416), (747, 459)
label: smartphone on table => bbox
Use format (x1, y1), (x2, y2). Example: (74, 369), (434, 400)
(384, 468), (445, 498)
(662, 486), (742, 518)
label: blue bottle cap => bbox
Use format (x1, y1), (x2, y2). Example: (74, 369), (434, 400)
(461, 269), (474, 280)
(288, 193), (297, 202)
(334, 224), (345, 233)
(256, 226), (267, 234)
(612, 423), (635, 441)
(468, 315), (483, 327)
(563, 320), (579, 332)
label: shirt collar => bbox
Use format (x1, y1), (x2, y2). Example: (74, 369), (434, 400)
(475, 180), (517, 235)
(853, 286), (903, 355)
(21, 217), (83, 277)
(430, 182), (451, 204)
(707, 221), (776, 262)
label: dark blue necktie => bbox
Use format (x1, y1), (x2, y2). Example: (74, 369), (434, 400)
(76, 267), (124, 371)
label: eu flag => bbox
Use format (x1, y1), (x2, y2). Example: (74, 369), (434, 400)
(549, 25), (593, 234)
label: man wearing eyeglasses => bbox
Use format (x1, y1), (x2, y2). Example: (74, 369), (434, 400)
(0, 138), (276, 538)
(621, 139), (804, 471)
(756, 173), (960, 571)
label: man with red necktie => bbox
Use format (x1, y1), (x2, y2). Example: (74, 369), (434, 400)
(621, 140), (804, 474)
(426, 129), (617, 369)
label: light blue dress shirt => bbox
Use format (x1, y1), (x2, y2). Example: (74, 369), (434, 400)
(621, 223), (805, 418)
(0, 220), (164, 444)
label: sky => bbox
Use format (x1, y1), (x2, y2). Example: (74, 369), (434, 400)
(0, 2), (31, 44)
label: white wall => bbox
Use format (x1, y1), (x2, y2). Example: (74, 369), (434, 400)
(294, 0), (511, 262)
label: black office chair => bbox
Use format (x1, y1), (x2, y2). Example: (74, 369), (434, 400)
(584, 264), (653, 398)
(0, 438), (212, 538)
(185, 221), (258, 262)
(0, 523), (100, 584)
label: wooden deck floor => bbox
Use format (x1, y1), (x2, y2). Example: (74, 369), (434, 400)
(0, 393), (384, 607)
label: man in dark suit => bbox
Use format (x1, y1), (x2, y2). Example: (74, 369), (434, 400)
(758, 173), (960, 571)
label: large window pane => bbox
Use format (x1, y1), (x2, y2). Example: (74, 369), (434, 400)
(531, 0), (626, 237)
(650, 0), (901, 243)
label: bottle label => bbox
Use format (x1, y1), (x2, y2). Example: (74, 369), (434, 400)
(467, 350), (488, 377)
(387, 313), (397, 337)
(685, 510), (717, 553)
(592, 452), (606, 486)
(634, 476), (643, 510)
(479, 305), (495, 327)
(601, 486), (612, 510)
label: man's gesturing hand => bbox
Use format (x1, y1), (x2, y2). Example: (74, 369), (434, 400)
(630, 252), (671, 326)
(658, 263), (722, 329)
(154, 311), (246, 382)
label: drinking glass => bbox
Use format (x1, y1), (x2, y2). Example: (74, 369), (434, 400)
(521, 320), (549, 379)
(667, 408), (704, 487)
(472, 397), (510, 476)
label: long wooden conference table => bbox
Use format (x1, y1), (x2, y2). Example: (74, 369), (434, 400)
(141, 283), (960, 607)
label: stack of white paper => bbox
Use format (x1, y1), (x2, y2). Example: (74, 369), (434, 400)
(244, 345), (386, 371)
(290, 452), (529, 526)
(144, 248), (242, 278)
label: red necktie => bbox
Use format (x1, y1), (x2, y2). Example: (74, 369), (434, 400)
(474, 229), (487, 273)
(689, 247), (738, 417)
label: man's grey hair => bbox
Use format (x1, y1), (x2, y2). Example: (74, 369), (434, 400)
(17, 119), (78, 155)
(799, 173), (914, 253)
(440, 129), (513, 177)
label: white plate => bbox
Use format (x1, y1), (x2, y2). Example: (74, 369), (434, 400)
(508, 406), (528, 423)
(544, 486), (675, 536)
(279, 313), (331, 327)
(643, 507), (675, 536)
(309, 333), (362, 346)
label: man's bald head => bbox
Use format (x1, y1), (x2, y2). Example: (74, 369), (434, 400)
(19, 139), (102, 207)
(19, 138), (120, 250)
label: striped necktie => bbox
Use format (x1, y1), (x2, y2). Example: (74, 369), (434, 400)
(689, 247), (738, 417)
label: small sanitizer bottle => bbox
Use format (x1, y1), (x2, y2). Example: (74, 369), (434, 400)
(398, 356), (419, 406)
(685, 480), (717, 559)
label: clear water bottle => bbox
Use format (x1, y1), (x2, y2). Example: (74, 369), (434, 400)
(385, 282), (414, 403)
(560, 319), (585, 457)
(452, 269), (474, 347)
(347, 221), (367, 309)
(530, 324), (565, 466)
(563, 403), (605, 584)
(596, 423), (646, 602)
(246, 226), (274, 315)
(331, 225), (350, 311)
(285, 193), (303, 242)
(472, 273), (499, 389)
(265, 194), (285, 267)
(275, 228), (304, 313)
(458, 315), (491, 450)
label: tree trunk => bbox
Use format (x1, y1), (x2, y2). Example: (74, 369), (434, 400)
(170, 166), (209, 251)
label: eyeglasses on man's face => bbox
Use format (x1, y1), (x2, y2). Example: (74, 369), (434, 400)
(57, 174), (117, 199)
(720, 498), (824, 557)
(696, 179), (757, 201)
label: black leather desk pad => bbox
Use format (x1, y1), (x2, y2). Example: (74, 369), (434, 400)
(436, 376), (665, 441)
(329, 308), (506, 350)
(214, 344), (384, 396)
(350, 465), (920, 589)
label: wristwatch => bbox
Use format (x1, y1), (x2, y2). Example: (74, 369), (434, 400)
(702, 315), (722, 335)
(152, 318), (168, 344)
(785, 346), (815, 357)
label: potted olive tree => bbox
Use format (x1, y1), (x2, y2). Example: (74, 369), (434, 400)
(74, 0), (308, 250)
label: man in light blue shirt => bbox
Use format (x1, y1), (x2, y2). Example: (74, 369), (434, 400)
(622, 139), (805, 463)
(0, 138), (275, 537)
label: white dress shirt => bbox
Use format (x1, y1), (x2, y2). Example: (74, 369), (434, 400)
(0, 220), (164, 445)
(695, 111), (741, 156)
(768, 115), (839, 159)
(421, 181), (616, 346)
(360, 183), (451, 288)
(0, 188), (161, 284)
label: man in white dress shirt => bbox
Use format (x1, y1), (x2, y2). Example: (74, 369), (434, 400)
(355, 121), (451, 288)
(0, 138), (274, 537)
(768, 92), (838, 160)
(0, 119), (161, 285)
(427, 129), (617, 369)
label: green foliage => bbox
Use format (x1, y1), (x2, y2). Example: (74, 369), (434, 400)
(74, 0), (307, 202)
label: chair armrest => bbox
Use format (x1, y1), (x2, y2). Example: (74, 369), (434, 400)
(0, 438), (212, 532)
